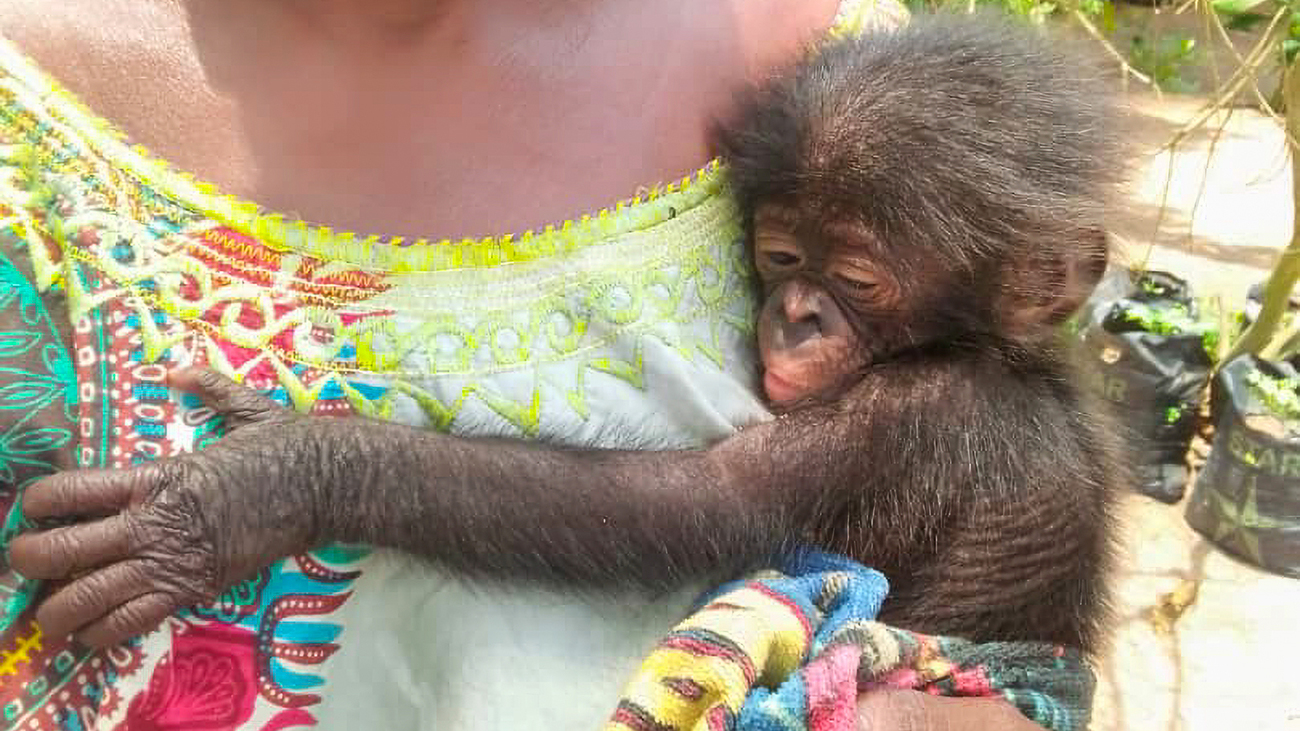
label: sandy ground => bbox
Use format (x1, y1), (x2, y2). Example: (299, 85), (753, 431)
(1088, 90), (1300, 731)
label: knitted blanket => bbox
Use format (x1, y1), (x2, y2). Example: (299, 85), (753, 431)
(607, 551), (1094, 731)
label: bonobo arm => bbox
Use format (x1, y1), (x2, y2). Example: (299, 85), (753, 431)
(324, 358), (980, 587)
(320, 348), (1110, 648)
(320, 351), (1007, 587)
(322, 421), (800, 587)
(10, 366), (862, 644)
(12, 352), (1101, 648)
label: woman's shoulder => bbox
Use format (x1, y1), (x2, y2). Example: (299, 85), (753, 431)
(0, 0), (188, 81)
(732, 0), (851, 73)
(0, 0), (253, 197)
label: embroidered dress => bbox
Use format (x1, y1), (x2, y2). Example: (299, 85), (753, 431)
(0, 2), (1091, 730)
(0, 33), (767, 731)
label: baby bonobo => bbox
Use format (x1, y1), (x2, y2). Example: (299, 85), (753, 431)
(10, 12), (1127, 667)
(711, 12), (1127, 649)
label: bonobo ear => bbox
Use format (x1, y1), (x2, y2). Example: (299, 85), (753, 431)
(1002, 228), (1109, 339)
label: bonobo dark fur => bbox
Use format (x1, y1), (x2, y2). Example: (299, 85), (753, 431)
(719, 12), (1126, 347)
(706, 11), (1129, 650)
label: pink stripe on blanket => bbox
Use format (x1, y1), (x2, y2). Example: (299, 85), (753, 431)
(804, 644), (862, 731)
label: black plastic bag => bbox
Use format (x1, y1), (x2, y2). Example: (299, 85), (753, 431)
(1185, 354), (1300, 579)
(1073, 268), (1215, 503)
(1242, 281), (1300, 327)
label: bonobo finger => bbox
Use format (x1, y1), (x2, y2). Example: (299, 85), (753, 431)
(75, 591), (174, 648)
(856, 690), (1045, 731)
(34, 560), (158, 641)
(8, 514), (134, 579)
(21, 466), (153, 520)
(168, 368), (282, 429)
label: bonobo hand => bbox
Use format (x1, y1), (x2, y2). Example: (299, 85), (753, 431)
(857, 691), (1048, 731)
(8, 369), (359, 647)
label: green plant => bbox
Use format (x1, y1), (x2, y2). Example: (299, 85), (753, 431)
(1246, 370), (1300, 420)
(1211, 0), (1300, 63)
(1165, 405), (1185, 424)
(1128, 34), (1201, 92)
(903, 0), (1092, 23)
(1121, 301), (1222, 359)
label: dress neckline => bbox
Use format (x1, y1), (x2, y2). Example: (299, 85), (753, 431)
(0, 0), (887, 272)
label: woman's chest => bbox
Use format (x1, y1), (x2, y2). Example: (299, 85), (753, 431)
(4, 0), (841, 241)
(10, 9), (755, 242)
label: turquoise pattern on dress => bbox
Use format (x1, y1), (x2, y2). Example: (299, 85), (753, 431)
(0, 242), (76, 633)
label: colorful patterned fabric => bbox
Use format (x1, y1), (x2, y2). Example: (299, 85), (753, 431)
(0, 1), (1095, 729)
(0, 34), (769, 731)
(608, 551), (1094, 731)
(0, 243), (76, 631)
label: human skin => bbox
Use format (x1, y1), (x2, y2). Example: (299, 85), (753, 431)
(0, 1), (1048, 728)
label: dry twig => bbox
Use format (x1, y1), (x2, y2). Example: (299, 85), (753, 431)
(1073, 9), (1160, 91)
(1161, 5), (1290, 152)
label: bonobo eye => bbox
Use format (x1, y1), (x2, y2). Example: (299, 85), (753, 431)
(754, 233), (805, 276)
(767, 251), (801, 267)
(829, 263), (893, 306)
(835, 273), (877, 293)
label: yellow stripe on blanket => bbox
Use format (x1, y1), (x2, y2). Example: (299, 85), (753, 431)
(605, 583), (815, 731)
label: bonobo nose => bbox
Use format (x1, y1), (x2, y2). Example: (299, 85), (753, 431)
(782, 281), (822, 325)
(781, 317), (823, 349)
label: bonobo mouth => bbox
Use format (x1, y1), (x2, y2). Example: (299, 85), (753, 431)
(759, 334), (862, 405)
(762, 369), (805, 404)
(761, 353), (830, 404)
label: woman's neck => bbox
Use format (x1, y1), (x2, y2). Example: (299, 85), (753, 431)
(186, 0), (843, 239)
(236, 0), (605, 47)
(278, 0), (451, 31)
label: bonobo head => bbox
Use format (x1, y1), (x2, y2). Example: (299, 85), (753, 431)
(713, 12), (1125, 406)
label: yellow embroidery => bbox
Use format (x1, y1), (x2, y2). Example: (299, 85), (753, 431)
(0, 621), (41, 680)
